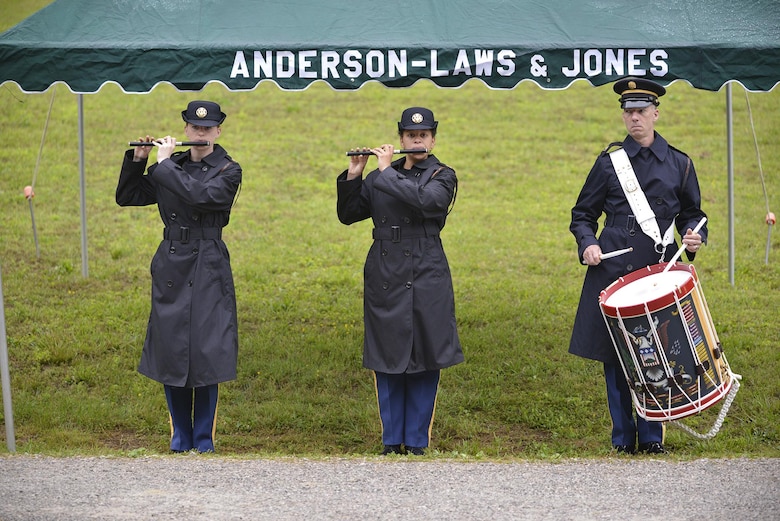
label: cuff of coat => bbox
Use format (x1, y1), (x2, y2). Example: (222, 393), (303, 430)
(577, 237), (599, 260)
(337, 169), (362, 183)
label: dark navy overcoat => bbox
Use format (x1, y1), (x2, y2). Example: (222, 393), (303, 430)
(569, 133), (707, 364)
(337, 155), (464, 374)
(116, 145), (241, 387)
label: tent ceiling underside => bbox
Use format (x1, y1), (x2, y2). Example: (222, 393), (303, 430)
(1, 0), (778, 94)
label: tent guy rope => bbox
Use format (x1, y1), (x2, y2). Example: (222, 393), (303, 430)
(24, 89), (55, 258)
(744, 90), (775, 264)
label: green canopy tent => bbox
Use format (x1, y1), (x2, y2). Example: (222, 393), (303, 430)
(3, 0), (779, 92)
(0, 0), (779, 449)
(1, 0), (779, 277)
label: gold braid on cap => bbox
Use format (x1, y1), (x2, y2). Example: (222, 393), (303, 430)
(622, 89), (658, 96)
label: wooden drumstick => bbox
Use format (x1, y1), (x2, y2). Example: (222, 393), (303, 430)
(663, 217), (707, 273)
(599, 247), (633, 260)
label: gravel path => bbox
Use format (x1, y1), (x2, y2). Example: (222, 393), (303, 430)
(0, 455), (777, 520)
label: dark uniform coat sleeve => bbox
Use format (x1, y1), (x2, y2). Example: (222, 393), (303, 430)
(337, 155), (464, 374)
(116, 145), (242, 387)
(569, 133), (707, 363)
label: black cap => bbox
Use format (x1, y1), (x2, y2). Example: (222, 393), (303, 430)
(613, 77), (666, 108)
(398, 107), (438, 132)
(181, 100), (227, 127)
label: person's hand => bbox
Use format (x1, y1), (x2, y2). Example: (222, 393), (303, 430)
(156, 136), (176, 164)
(371, 144), (394, 171)
(683, 228), (703, 253)
(582, 244), (603, 266)
(132, 135), (155, 162)
(347, 148), (370, 180)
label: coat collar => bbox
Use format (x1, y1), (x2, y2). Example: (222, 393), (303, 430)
(174, 144), (228, 167)
(390, 153), (440, 172)
(623, 132), (668, 161)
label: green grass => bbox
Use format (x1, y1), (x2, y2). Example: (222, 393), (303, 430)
(0, 1), (778, 460)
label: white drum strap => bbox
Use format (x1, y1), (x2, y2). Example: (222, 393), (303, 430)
(609, 149), (675, 252)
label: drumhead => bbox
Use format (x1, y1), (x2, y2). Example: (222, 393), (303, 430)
(600, 263), (699, 317)
(604, 270), (691, 307)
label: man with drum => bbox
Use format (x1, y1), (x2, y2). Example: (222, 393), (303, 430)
(569, 77), (707, 454)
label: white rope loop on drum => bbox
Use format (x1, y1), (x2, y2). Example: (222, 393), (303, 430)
(670, 374), (742, 440)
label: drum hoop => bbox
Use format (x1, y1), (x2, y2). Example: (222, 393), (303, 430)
(635, 377), (735, 421)
(599, 262), (697, 317)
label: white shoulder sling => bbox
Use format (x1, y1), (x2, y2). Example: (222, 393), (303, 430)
(609, 148), (675, 255)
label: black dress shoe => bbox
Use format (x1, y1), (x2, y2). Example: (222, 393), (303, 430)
(613, 444), (636, 454)
(638, 442), (668, 454)
(381, 444), (403, 455)
(406, 446), (425, 456)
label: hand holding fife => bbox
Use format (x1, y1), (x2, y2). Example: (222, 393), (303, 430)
(132, 135), (156, 162)
(156, 136), (176, 164)
(347, 148), (370, 180)
(372, 144), (395, 171)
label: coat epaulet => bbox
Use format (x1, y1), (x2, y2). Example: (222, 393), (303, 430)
(170, 150), (188, 164)
(668, 145), (692, 187)
(422, 161), (457, 216)
(600, 142), (624, 157)
(668, 144), (690, 160)
(434, 161), (451, 172)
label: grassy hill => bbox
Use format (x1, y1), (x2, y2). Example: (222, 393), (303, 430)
(0, 1), (778, 459)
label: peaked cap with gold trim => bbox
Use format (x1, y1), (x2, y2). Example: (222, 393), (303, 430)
(613, 77), (666, 108)
(181, 100), (227, 127)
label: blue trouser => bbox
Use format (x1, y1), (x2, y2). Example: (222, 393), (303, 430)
(374, 370), (440, 448)
(604, 363), (664, 447)
(164, 384), (219, 453)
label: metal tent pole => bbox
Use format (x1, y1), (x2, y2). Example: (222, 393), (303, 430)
(727, 84), (735, 286)
(0, 265), (16, 452)
(78, 94), (89, 278)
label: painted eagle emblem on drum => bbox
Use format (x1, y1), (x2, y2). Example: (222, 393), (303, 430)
(628, 316), (670, 367)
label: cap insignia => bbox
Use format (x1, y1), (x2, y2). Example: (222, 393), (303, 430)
(628, 81), (637, 90)
(411, 113), (423, 124)
(195, 106), (208, 118)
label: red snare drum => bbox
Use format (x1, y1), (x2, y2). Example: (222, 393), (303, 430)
(599, 263), (735, 421)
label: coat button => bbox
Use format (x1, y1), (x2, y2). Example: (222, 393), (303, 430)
(655, 197), (663, 205)
(405, 281), (412, 289)
(169, 246), (176, 254)
(188, 280), (193, 287)
(380, 216), (387, 223)
(166, 280), (174, 288)
(381, 249), (387, 256)
(403, 217), (411, 223)
(382, 282), (389, 290)
(404, 249), (411, 257)
(627, 264), (634, 271)
(170, 212), (177, 220)
(202, 166), (208, 172)
(193, 214), (200, 221)
(192, 248), (199, 254)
